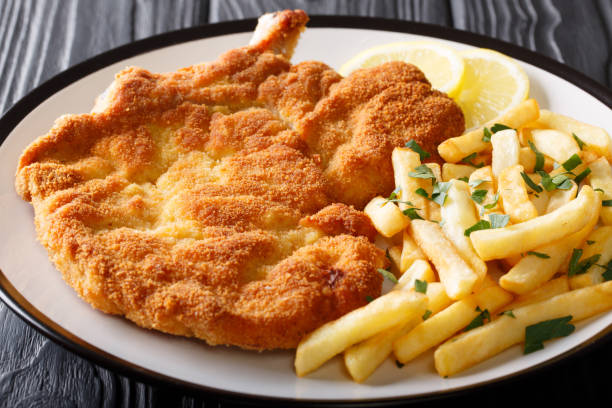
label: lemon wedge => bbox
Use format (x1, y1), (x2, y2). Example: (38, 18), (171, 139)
(338, 41), (465, 98)
(456, 48), (530, 130)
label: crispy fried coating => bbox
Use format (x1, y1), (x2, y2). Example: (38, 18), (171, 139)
(15, 9), (463, 350)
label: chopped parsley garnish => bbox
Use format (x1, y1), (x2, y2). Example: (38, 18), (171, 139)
(482, 127), (492, 143)
(537, 170), (556, 192)
(403, 207), (424, 220)
(422, 309), (432, 321)
(464, 220), (492, 236)
(489, 213), (510, 229)
(469, 179), (488, 188)
(527, 251), (551, 259)
(551, 174), (573, 190)
(471, 189), (488, 204)
(595, 188), (605, 193)
(377, 268), (398, 284)
(524, 316), (574, 354)
(458, 177), (470, 183)
(562, 154), (582, 171)
(465, 307), (491, 331)
(405, 140), (431, 161)
(603, 200), (612, 207)
(587, 240), (596, 245)
(573, 167), (591, 184)
(460, 152), (485, 168)
(500, 310), (516, 318)
(520, 172), (543, 193)
(483, 192), (500, 210)
(414, 279), (428, 294)
(528, 141), (545, 172)
(573, 133), (586, 150)
(408, 165), (436, 183)
(568, 248), (601, 276)
(600, 260), (612, 281)
(431, 181), (452, 206)
(415, 188), (429, 198)
(365, 295), (374, 303)
(491, 123), (513, 133)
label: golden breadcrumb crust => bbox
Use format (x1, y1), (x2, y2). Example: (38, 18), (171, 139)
(15, 9), (463, 350)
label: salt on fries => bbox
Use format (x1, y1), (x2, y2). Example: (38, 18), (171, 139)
(294, 61), (612, 384)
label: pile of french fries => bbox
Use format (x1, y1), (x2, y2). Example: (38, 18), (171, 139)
(294, 98), (612, 382)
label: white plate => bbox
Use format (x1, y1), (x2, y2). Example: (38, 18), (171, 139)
(1, 19), (611, 403)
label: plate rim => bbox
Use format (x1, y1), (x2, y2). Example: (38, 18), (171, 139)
(1, 15), (611, 406)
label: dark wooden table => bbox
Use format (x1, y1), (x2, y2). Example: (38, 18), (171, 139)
(1, 1), (611, 406)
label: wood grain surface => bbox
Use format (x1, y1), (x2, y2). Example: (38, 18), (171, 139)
(1, 1), (611, 407)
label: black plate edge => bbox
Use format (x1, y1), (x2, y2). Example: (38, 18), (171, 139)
(1, 14), (611, 407)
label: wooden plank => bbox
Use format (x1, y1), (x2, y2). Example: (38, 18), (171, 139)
(209, 0), (451, 25)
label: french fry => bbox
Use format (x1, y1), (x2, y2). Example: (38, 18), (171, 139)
(498, 165), (538, 223)
(344, 282), (451, 382)
(529, 189), (550, 215)
(410, 219), (478, 299)
(424, 163), (442, 222)
(537, 109), (612, 161)
(499, 197), (599, 294)
(518, 146), (537, 173)
(530, 129), (580, 164)
(470, 185), (597, 260)
(392, 148), (429, 219)
(588, 157), (612, 225)
(442, 163), (475, 182)
(434, 280), (612, 377)
(546, 182), (577, 213)
(502, 276), (569, 311)
(569, 226), (612, 289)
(468, 166), (499, 218)
(386, 245), (403, 276)
(438, 99), (540, 163)
(491, 129), (520, 178)
(400, 230), (426, 273)
(395, 259), (436, 291)
(295, 291), (427, 376)
(393, 285), (513, 364)
(364, 197), (409, 238)
(440, 180), (487, 282)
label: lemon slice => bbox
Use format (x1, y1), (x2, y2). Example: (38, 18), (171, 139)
(457, 48), (530, 130)
(338, 41), (465, 98)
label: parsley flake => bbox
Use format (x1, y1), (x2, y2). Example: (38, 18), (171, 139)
(562, 154), (582, 171)
(465, 307), (491, 331)
(573, 133), (586, 150)
(431, 181), (452, 206)
(408, 165), (436, 183)
(464, 220), (491, 236)
(491, 123), (513, 133)
(489, 213), (510, 228)
(573, 167), (591, 185)
(422, 309), (432, 321)
(520, 172), (543, 193)
(395, 360), (405, 368)
(483, 192), (500, 210)
(527, 251), (551, 259)
(471, 189), (488, 204)
(568, 249), (601, 276)
(551, 174), (573, 190)
(415, 188), (429, 199)
(600, 260), (612, 281)
(587, 240), (596, 245)
(524, 316), (574, 354)
(414, 279), (428, 294)
(603, 200), (612, 207)
(377, 268), (398, 284)
(482, 127), (492, 143)
(405, 140), (431, 161)
(403, 207), (424, 220)
(365, 295), (374, 303)
(458, 177), (470, 183)
(500, 310), (516, 318)
(461, 153), (485, 168)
